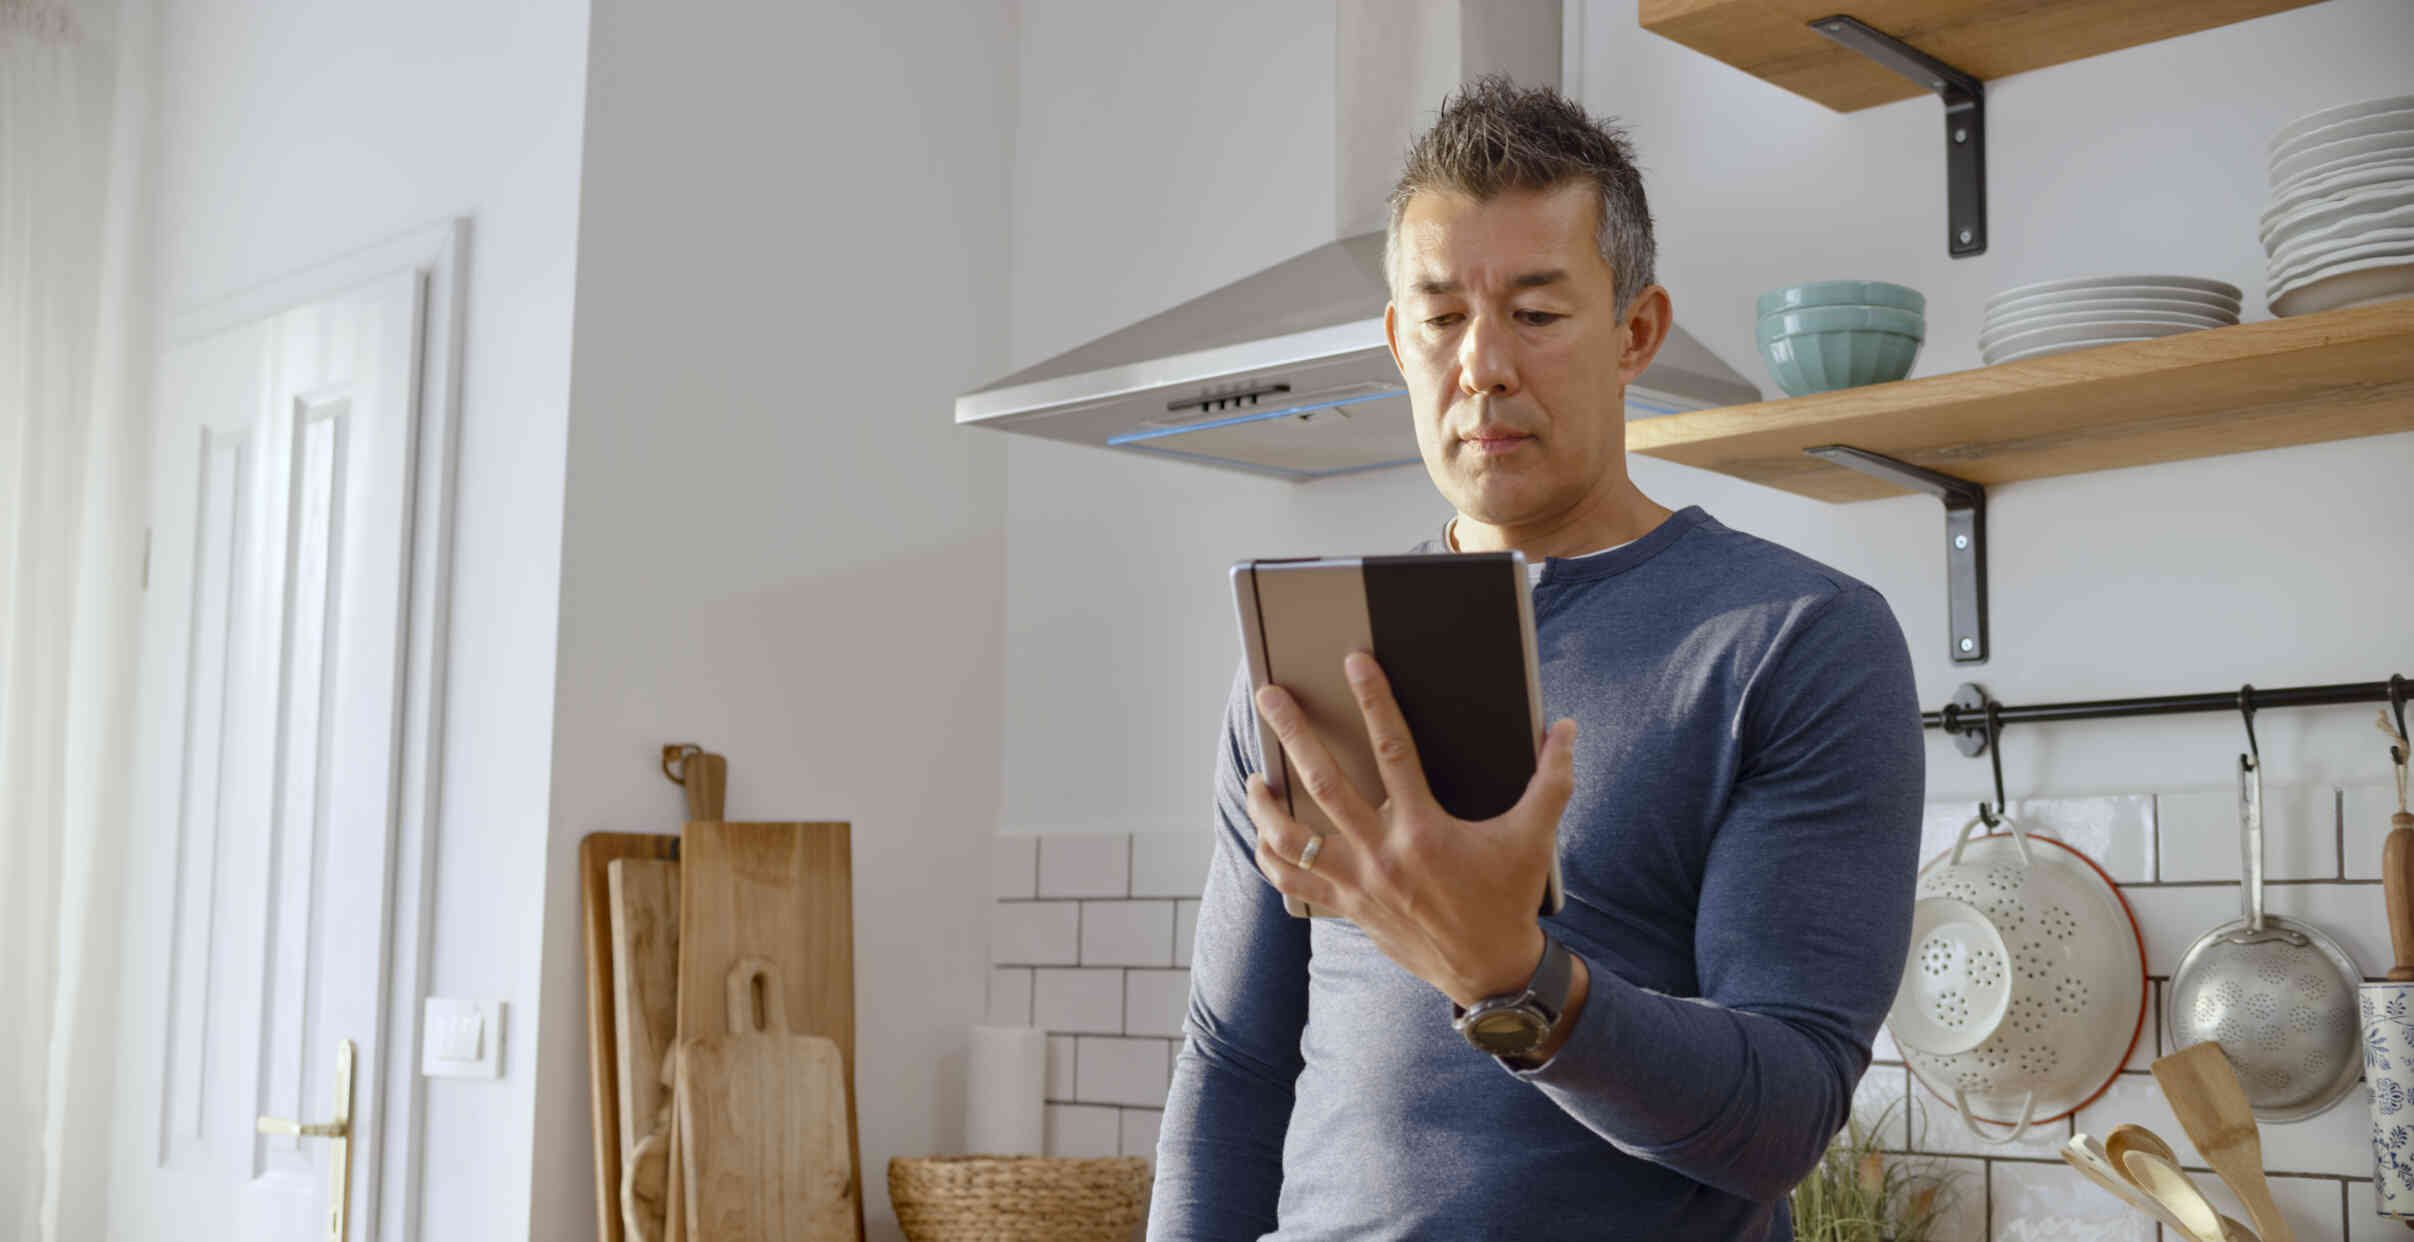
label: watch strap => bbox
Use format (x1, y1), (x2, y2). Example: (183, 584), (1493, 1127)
(1452, 932), (1573, 1035)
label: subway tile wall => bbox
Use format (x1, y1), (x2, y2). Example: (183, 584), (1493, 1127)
(990, 785), (2409, 1239)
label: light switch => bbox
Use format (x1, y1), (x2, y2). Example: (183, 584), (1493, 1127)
(422, 997), (504, 1080)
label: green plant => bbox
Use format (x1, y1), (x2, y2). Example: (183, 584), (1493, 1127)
(1789, 1094), (1964, 1242)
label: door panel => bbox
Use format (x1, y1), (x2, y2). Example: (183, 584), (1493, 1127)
(123, 268), (422, 1242)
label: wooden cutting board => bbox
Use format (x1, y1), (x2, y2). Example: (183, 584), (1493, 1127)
(676, 819), (863, 1241)
(581, 831), (682, 1242)
(610, 859), (681, 1157)
(678, 959), (855, 1241)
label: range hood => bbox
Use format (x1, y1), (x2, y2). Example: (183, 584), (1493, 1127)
(955, 0), (1763, 482)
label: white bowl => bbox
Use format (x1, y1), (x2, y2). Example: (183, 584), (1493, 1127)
(1988, 336), (2160, 365)
(2272, 132), (2414, 190)
(2269, 94), (2414, 160)
(2270, 107), (2414, 169)
(1978, 308), (2231, 353)
(2269, 255), (2414, 317)
(1986, 274), (2241, 311)
(1889, 897), (2014, 1056)
(1980, 318), (2206, 364)
(2260, 159), (2414, 238)
(2260, 185), (2414, 253)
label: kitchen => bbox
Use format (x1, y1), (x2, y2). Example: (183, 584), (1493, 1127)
(7, 0), (2410, 1240)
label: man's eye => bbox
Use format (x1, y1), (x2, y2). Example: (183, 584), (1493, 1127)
(1517, 311), (1564, 326)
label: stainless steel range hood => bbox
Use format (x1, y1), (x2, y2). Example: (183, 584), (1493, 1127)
(956, 0), (1762, 482)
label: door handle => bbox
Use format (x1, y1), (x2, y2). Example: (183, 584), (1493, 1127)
(255, 1038), (355, 1242)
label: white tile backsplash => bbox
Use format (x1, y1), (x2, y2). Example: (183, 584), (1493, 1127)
(2346, 784), (2405, 880)
(1045, 1103), (1121, 1158)
(1041, 834), (1131, 898)
(1125, 969), (1190, 1038)
(1033, 967), (1124, 1034)
(2180, 1168), (2342, 1242)
(1133, 831), (1216, 898)
(992, 901), (1081, 966)
(999, 804), (2393, 1242)
(2160, 784), (2337, 882)
(994, 834), (1039, 898)
(1082, 900), (1175, 966)
(1077, 1036), (1171, 1107)
(988, 967), (1033, 1026)
(1851, 1063), (1909, 1151)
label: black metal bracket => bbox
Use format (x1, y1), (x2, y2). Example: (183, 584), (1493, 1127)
(1808, 14), (1987, 258)
(1804, 444), (1988, 664)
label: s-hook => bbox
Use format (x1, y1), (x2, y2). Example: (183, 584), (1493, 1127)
(2239, 684), (2261, 774)
(661, 742), (703, 786)
(1978, 698), (2008, 828)
(2390, 674), (2409, 768)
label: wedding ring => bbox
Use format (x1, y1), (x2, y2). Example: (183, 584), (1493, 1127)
(1297, 834), (1323, 872)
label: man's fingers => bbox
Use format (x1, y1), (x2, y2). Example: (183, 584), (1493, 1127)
(1247, 775), (1340, 906)
(1254, 682), (1376, 840)
(1514, 718), (1579, 820)
(1342, 650), (1433, 806)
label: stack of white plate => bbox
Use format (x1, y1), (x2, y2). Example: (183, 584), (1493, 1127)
(2262, 94), (2414, 317)
(1978, 275), (2241, 365)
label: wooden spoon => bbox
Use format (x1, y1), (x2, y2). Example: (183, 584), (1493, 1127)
(2121, 1149), (2258, 1242)
(2153, 1041), (2294, 1242)
(2063, 1133), (2192, 1233)
(2105, 1123), (2183, 1179)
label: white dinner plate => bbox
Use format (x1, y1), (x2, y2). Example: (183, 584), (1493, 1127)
(2268, 256), (2414, 317)
(2269, 236), (2414, 291)
(1979, 319), (2204, 365)
(1981, 295), (2240, 326)
(1978, 308), (2231, 353)
(2269, 108), (2414, 170)
(1986, 274), (2241, 313)
(2260, 186), (2414, 253)
(2260, 159), (2414, 235)
(2269, 94), (2414, 160)
(1986, 335), (2158, 366)
(2272, 132), (2414, 191)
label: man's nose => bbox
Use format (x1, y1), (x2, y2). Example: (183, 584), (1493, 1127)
(1458, 311), (1519, 398)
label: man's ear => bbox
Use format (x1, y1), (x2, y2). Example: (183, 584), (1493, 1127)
(1617, 285), (1674, 386)
(1384, 301), (1403, 378)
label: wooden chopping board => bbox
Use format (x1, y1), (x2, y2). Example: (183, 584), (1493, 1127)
(677, 819), (862, 1241)
(678, 958), (855, 1241)
(581, 831), (682, 1242)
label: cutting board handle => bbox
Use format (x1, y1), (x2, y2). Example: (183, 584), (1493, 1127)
(725, 957), (790, 1035)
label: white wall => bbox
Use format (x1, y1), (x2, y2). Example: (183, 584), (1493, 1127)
(536, 2), (1019, 1240)
(994, 0), (2414, 1230)
(142, 1), (590, 1236)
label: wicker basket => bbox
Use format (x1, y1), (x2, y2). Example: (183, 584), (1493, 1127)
(888, 1155), (1152, 1242)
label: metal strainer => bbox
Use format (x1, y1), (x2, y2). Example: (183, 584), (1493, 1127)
(2166, 749), (2364, 1122)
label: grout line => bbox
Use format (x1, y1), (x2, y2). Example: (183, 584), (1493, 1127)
(2339, 786), (2348, 880)
(2152, 792), (2163, 884)
(1126, 833), (1135, 898)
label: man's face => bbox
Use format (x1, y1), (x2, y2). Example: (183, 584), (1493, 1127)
(1385, 182), (1662, 538)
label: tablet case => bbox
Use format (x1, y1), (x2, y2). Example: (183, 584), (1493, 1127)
(1229, 551), (1565, 920)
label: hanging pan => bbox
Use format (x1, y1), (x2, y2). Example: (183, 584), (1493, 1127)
(2166, 694), (2365, 1122)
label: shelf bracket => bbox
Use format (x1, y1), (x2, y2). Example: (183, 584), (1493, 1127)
(1808, 14), (1987, 258)
(1804, 445), (1989, 665)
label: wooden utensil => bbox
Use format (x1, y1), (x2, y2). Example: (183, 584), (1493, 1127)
(676, 819), (863, 1240)
(2104, 1123), (2183, 1180)
(582, 831), (684, 1242)
(676, 959), (855, 1241)
(2063, 1133), (2193, 1233)
(2385, 810), (2414, 981)
(2153, 1041), (2295, 1242)
(2120, 1149), (2258, 1242)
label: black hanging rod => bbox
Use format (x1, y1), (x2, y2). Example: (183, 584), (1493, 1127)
(1927, 675), (2409, 758)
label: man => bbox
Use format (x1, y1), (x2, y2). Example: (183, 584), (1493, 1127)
(1148, 77), (1924, 1240)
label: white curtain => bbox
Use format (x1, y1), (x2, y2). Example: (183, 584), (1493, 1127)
(0, 0), (153, 1238)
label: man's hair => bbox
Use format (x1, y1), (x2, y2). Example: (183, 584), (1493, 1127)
(1385, 75), (1657, 315)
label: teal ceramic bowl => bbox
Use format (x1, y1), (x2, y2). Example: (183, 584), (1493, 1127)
(1757, 280), (1927, 318)
(1758, 329), (1923, 397)
(1756, 304), (1926, 342)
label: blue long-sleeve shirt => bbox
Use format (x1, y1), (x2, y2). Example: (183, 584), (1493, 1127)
(1149, 505), (1925, 1241)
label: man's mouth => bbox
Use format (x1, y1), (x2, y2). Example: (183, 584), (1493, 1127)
(1463, 430), (1532, 455)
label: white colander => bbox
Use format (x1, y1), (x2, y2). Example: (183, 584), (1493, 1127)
(1890, 814), (2149, 1144)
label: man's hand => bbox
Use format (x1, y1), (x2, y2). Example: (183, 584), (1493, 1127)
(1245, 649), (1579, 1010)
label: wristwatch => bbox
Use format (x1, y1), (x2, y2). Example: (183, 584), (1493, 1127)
(1451, 932), (1574, 1062)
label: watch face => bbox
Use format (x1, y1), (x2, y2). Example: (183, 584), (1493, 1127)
(1466, 1008), (1547, 1055)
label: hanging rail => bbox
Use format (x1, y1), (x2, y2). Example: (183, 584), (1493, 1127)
(1926, 674), (2408, 757)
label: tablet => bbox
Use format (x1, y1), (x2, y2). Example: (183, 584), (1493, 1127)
(1229, 550), (1564, 920)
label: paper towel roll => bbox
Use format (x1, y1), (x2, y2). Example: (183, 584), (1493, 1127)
(966, 1024), (1048, 1156)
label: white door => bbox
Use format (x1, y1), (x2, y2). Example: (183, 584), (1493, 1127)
(112, 267), (423, 1242)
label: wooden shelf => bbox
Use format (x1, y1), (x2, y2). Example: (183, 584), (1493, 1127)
(1625, 299), (2414, 503)
(1638, 0), (2326, 113)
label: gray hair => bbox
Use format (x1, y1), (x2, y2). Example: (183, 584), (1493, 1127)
(1384, 75), (1657, 316)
